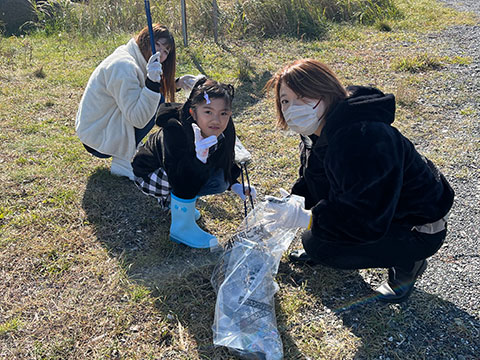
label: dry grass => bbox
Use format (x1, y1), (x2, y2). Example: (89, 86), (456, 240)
(1, 0), (479, 359)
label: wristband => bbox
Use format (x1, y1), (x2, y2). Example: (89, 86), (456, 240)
(145, 77), (161, 93)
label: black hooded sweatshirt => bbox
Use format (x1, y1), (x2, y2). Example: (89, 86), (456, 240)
(292, 86), (454, 244)
(132, 102), (241, 199)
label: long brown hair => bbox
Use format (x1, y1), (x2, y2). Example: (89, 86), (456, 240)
(265, 59), (348, 129)
(136, 24), (176, 102)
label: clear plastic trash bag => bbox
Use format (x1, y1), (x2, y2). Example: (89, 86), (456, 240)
(211, 194), (305, 360)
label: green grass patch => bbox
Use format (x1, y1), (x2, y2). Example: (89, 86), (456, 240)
(394, 0), (477, 31)
(460, 107), (476, 116)
(37, 248), (74, 276)
(449, 55), (473, 65)
(392, 53), (445, 72)
(0, 317), (22, 336)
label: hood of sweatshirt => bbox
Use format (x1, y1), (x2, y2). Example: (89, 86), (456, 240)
(155, 102), (183, 127)
(324, 86), (396, 138)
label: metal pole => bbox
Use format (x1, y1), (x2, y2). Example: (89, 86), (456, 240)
(244, 163), (254, 209)
(144, 0), (156, 55)
(181, 0), (188, 47)
(212, 0), (218, 43)
(240, 164), (248, 217)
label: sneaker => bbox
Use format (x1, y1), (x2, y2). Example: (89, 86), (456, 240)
(376, 259), (427, 303)
(111, 157), (134, 180)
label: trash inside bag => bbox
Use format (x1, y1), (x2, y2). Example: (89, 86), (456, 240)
(211, 194), (305, 360)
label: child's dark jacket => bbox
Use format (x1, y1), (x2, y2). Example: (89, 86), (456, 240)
(292, 86), (454, 243)
(132, 102), (241, 199)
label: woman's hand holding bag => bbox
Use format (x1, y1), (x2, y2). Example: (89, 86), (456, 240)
(264, 189), (312, 232)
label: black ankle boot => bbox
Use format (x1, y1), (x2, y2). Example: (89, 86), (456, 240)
(288, 249), (320, 266)
(375, 259), (428, 303)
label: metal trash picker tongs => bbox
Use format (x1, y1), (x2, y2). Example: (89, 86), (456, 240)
(234, 136), (254, 217)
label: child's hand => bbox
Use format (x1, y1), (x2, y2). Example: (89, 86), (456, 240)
(231, 183), (257, 201)
(192, 123), (217, 163)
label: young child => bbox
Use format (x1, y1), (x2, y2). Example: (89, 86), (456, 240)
(132, 78), (256, 249)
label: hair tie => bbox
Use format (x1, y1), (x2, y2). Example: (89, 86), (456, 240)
(203, 91), (211, 104)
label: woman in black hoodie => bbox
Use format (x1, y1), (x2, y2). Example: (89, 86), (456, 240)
(265, 59), (454, 303)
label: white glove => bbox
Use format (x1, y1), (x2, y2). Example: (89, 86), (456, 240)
(147, 52), (163, 83)
(264, 189), (312, 232)
(176, 74), (206, 91)
(192, 123), (217, 163)
(231, 183), (257, 201)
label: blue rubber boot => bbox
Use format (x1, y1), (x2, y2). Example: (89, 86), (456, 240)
(167, 201), (201, 221)
(194, 202), (201, 221)
(170, 194), (217, 248)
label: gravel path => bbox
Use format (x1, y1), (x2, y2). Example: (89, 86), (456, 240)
(406, 0), (480, 355)
(419, 0), (480, 316)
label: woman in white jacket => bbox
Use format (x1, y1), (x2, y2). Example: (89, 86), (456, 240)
(75, 24), (177, 180)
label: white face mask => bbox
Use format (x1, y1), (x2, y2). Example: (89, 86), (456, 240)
(283, 100), (325, 136)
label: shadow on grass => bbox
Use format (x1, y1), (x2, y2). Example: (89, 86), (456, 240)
(187, 51), (209, 78)
(278, 261), (480, 359)
(82, 168), (228, 264)
(83, 168), (290, 358)
(184, 46), (272, 116)
(233, 69), (272, 115)
(82, 168), (170, 255)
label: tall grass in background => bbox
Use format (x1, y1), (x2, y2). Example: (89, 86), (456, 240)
(27, 0), (178, 36)
(197, 0), (400, 39)
(25, 0), (401, 39)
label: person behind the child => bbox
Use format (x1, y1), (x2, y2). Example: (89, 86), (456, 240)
(75, 24), (177, 180)
(132, 78), (256, 249)
(264, 58), (454, 303)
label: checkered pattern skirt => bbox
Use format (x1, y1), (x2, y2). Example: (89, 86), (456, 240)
(134, 168), (171, 210)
